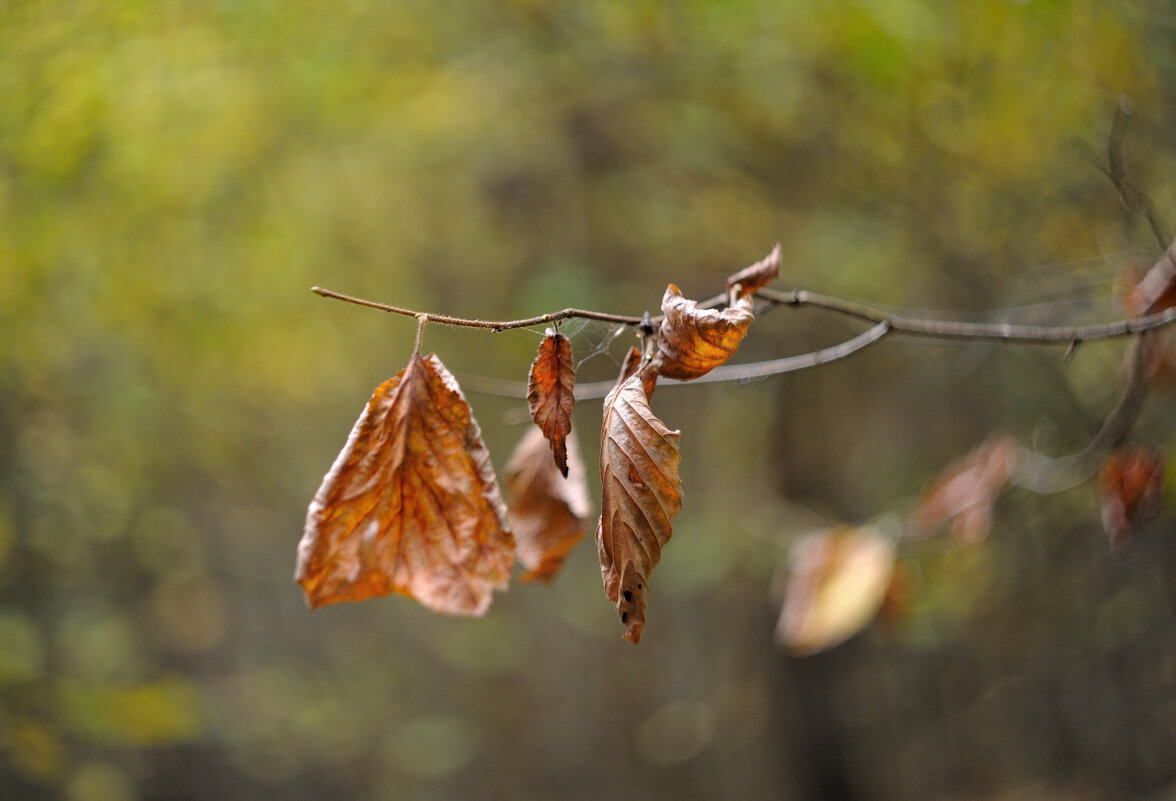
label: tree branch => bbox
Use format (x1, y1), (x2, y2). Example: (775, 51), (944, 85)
(1008, 101), (1168, 492)
(457, 321), (893, 400)
(311, 286), (648, 331)
(758, 288), (1176, 343)
(314, 284), (1176, 344)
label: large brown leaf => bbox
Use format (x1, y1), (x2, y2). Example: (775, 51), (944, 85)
(527, 329), (576, 477)
(506, 425), (591, 583)
(296, 352), (514, 616)
(651, 284), (755, 380)
(596, 369), (682, 643)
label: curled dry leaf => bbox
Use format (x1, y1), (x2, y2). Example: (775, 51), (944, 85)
(527, 329), (576, 477)
(775, 525), (896, 656)
(909, 433), (1020, 543)
(651, 285), (755, 381)
(506, 425), (591, 583)
(726, 244), (782, 299)
(1128, 239), (1176, 316)
(1099, 446), (1164, 548)
(597, 371), (682, 644)
(296, 352), (514, 616)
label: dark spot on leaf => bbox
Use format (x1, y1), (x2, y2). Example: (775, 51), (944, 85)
(621, 612), (628, 624)
(623, 590), (633, 602)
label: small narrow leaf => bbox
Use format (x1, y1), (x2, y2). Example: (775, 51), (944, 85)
(597, 371), (682, 643)
(1099, 446), (1164, 548)
(506, 425), (591, 583)
(775, 526), (896, 656)
(727, 244), (782, 299)
(909, 434), (1019, 543)
(527, 329), (576, 477)
(651, 284), (755, 380)
(296, 353), (515, 616)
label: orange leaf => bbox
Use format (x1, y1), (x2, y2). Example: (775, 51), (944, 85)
(1099, 446), (1164, 548)
(527, 329), (576, 477)
(775, 526), (896, 656)
(506, 425), (591, 583)
(651, 285), (755, 380)
(726, 244), (781, 300)
(1128, 240), (1176, 316)
(909, 434), (1020, 543)
(597, 371), (682, 643)
(296, 353), (514, 616)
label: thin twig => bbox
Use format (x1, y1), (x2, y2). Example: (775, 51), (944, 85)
(1013, 335), (1151, 493)
(1105, 97), (1170, 250)
(1008, 103), (1165, 492)
(759, 288), (1176, 342)
(311, 286), (647, 330)
(683, 321), (890, 383)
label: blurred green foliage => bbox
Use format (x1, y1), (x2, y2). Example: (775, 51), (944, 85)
(3, 0), (1176, 798)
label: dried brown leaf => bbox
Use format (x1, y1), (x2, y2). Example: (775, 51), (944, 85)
(597, 372), (682, 643)
(909, 434), (1020, 543)
(1099, 446), (1164, 548)
(727, 244), (782, 299)
(651, 284), (755, 380)
(527, 329), (576, 477)
(296, 352), (514, 616)
(775, 526), (896, 656)
(506, 425), (591, 583)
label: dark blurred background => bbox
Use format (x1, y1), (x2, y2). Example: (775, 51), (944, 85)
(3, 1), (1176, 799)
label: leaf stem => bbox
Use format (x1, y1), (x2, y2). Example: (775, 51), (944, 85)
(414, 313), (428, 354)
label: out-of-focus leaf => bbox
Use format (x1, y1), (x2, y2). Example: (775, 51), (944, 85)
(597, 370), (681, 644)
(1128, 239), (1176, 316)
(506, 425), (591, 583)
(775, 526), (896, 656)
(726, 244), (782, 299)
(1133, 327), (1176, 387)
(296, 353), (514, 616)
(909, 434), (1020, 543)
(880, 560), (919, 628)
(526, 329), (576, 477)
(1099, 446), (1164, 548)
(651, 285), (755, 380)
